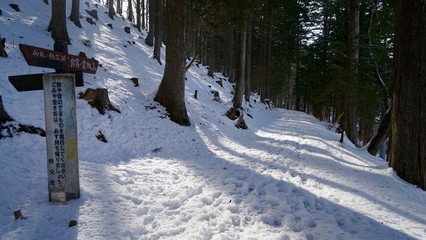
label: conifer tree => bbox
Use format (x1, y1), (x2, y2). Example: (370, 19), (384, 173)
(389, 0), (426, 190)
(48, 0), (70, 44)
(154, 0), (190, 126)
(69, 0), (82, 28)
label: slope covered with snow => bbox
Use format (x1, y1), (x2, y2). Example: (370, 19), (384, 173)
(1, 1), (426, 239)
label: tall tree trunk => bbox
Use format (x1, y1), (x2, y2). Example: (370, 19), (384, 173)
(108, 0), (115, 19)
(260, 2), (273, 102)
(184, 6), (193, 59)
(340, 0), (360, 144)
(145, 0), (155, 46)
(118, 0), (124, 15)
(294, 28), (302, 110)
(228, 29), (235, 83)
(127, 0), (133, 22)
(207, 34), (215, 78)
(154, 0), (190, 126)
(227, 19), (247, 120)
(136, 0), (141, 31)
(153, 0), (163, 64)
(142, 0), (146, 30)
(244, 16), (252, 103)
(69, 0), (82, 28)
(48, 0), (70, 44)
(389, 0), (426, 190)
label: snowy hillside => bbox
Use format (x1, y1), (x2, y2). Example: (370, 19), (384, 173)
(1, 1), (426, 239)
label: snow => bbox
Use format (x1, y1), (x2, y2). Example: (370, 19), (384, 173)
(1, 1), (426, 239)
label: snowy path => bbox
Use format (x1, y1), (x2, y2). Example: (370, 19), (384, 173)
(2, 107), (426, 240)
(2, 104), (426, 240)
(52, 111), (426, 239)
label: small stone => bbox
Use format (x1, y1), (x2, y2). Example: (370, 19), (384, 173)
(13, 210), (22, 220)
(68, 220), (77, 227)
(130, 77), (139, 87)
(86, 9), (98, 20)
(9, 4), (20, 12)
(86, 17), (95, 25)
(124, 26), (131, 34)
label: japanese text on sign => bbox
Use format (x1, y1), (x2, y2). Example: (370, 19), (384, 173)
(47, 81), (66, 190)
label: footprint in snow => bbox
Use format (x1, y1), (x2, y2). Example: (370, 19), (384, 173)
(111, 174), (134, 185)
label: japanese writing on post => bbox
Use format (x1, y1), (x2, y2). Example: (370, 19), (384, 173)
(47, 81), (66, 190)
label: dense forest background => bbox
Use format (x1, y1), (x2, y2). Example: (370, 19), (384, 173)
(83, 0), (396, 147)
(2, 0), (425, 190)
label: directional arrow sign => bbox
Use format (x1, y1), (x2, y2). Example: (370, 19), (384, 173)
(8, 71), (84, 92)
(19, 44), (99, 73)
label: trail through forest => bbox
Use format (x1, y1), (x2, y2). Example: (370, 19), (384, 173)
(0, 1), (426, 239)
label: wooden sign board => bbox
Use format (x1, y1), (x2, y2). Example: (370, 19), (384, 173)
(19, 44), (98, 73)
(8, 71), (83, 92)
(43, 73), (80, 202)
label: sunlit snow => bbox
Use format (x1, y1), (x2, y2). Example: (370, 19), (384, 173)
(1, 1), (425, 239)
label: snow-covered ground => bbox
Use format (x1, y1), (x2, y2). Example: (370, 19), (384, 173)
(1, 1), (426, 239)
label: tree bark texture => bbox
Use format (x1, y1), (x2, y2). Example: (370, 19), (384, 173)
(259, 2), (272, 102)
(153, 0), (163, 64)
(108, 0), (115, 19)
(207, 35), (215, 78)
(154, 0), (190, 126)
(232, 21), (247, 111)
(49, 0), (70, 43)
(389, 0), (426, 190)
(244, 16), (252, 103)
(367, 108), (390, 156)
(136, 0), (141, 31)
(227, 19), (247, 121)
(142, 0), (146, 30)
(116, 0), (122, 15)
(69, 0), (82, 28)
(227, 29), (235, 82)
(145, 0), (155, 46)
(340, 0), (360, 144)
(127, 0), (133, 22)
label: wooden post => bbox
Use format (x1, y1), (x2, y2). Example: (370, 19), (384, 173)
(43, 73), (80, 202)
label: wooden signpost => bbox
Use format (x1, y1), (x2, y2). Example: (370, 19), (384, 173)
(9, 44), (97, 91)
(9, 44), (98, 202)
